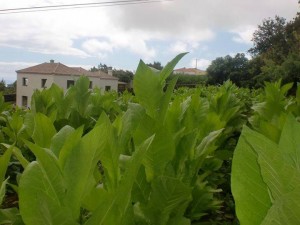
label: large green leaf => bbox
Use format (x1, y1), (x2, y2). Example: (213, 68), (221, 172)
(133, 53), (186, 119)
(32, 113), (56, 148)
(19, 162), (76, 225)
(0, 147), (12, 185)
(85, 135), (154, 225)
(0, 178), (8, 206)
(232, 115), (300, 225)
(50, 125), (76, 157)
(0, 208), (24, 225)
(143, 176), (192, 225)
(61, 123), (110, 218)
(231, 127), (272, 225)
(159, 52), (187, 82)
(142, 127), (175, 181)
(278, 114), (300, 168)
(0, 147), (12, 205)
(1, 144), (29, 169)
(133, 60), (164, 119)
(95, 114), (120, 191)
(119, 103), (145, 153)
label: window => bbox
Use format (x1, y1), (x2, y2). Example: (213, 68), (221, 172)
(67, 80), (75, 88)
(105, 86), (111, 91)
(22, 78), (28, 86)
(41, 79), (47, 88)
(22, 96), (28, 107)
(89, 81), (93, 89)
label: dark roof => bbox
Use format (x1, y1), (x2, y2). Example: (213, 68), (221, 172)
(17, 62), (118, 80)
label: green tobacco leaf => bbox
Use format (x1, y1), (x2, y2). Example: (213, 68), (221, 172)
(119, 103), (145, 151)
(261, 190), (300, 225)
(0, 208), (24, 225)
(0, 178), (8, 205)
(22, 141), (66, 202)
(19, 162), (76, 225)
(73, 76), (91, 117)
(144, 176), (192, 225)
(278, 114), (300, 168)
(133, 59), (164, 118)
(58, 126), (83, 169)
(32, 113), (56, 148)
(51, 125), (75, 157)
(61, 122), (111, 219)
(0, 147), (12, 205)
(159, 53), (187, 82)
(143, 127), (175, 181)
(167, 216), (190, 225)
(231, 127), (272, 225)
(1, 144), (29, 169)
(159, 76), (178, 123)
(133, 53), (186, 119)
(85, 135), (154, 225)
(95, 114), (120, 191)
(0, 147), (12, 184)
(232, 116), (300, 225)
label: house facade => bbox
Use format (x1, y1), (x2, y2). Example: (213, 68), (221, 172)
(173, 68), (207, 76)
(16, 60), (118, 107)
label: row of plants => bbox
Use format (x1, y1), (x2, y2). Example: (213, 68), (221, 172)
(0, 53), (299, 224)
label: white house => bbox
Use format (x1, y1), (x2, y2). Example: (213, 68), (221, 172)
(16, 60), (118, 107)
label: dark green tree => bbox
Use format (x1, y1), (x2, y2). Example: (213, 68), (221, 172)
(207, 54), (249, 86)
(249, 11), (300, 88)
(112, 69), (134, 83)
(146, 61), (163, 70)
(249, 16), (288, 64)
(0, 79), (6, 92)
(90, 64), (133, 83)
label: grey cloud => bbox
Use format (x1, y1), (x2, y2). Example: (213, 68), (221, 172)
(110, 0), (298, 38)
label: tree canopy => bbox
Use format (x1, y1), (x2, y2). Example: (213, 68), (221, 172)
(90, 63), (133, 83)
(146, 61), (163, 70)
(207, 6), (300, 89)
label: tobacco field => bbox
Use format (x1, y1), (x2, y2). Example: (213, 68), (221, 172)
(0, 53), (300, 225)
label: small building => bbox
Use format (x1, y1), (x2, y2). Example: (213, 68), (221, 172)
(16, 60), (118, 107)
(173, 67), (206, 76)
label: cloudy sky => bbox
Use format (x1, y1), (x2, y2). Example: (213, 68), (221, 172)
(0, 0), (298, 83)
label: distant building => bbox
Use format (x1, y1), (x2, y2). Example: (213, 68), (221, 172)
(16, 60), (118, 107)
(173, 67), (206, 76)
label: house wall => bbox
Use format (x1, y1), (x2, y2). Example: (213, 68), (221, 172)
(17, 73), (118, 107)
(16, 73), (54, 107)
(53, 75), (118, 92)
(53, 75), (77, 92)
(93, 78), (118, 91)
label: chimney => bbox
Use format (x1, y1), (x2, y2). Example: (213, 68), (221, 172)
(107, 67), (113, 76)
(50, 59), (55, 63)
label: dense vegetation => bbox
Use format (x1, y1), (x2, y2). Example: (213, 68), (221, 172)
(0, 53), (300, 224)
(207, 7), (300, 89)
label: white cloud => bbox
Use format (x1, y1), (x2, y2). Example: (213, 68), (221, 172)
(170, 41), (188, 54)
(231, 26), (256, 44)
(0, 0), (298, 82)
(0, 61), (39, 83)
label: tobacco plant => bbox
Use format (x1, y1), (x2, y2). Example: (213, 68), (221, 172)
(0, 53), (253, 224)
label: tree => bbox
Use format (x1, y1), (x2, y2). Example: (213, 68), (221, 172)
(0, 79), (5, 92)
(146, 61), (163, 70)
(90, 64), (133, 83)
(249, 16), (288, 64)
(112, 69), (133, 83)
(207, 54), (249, 86)
(90, 63), (108, 73)
(248, 11), (300, 88)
